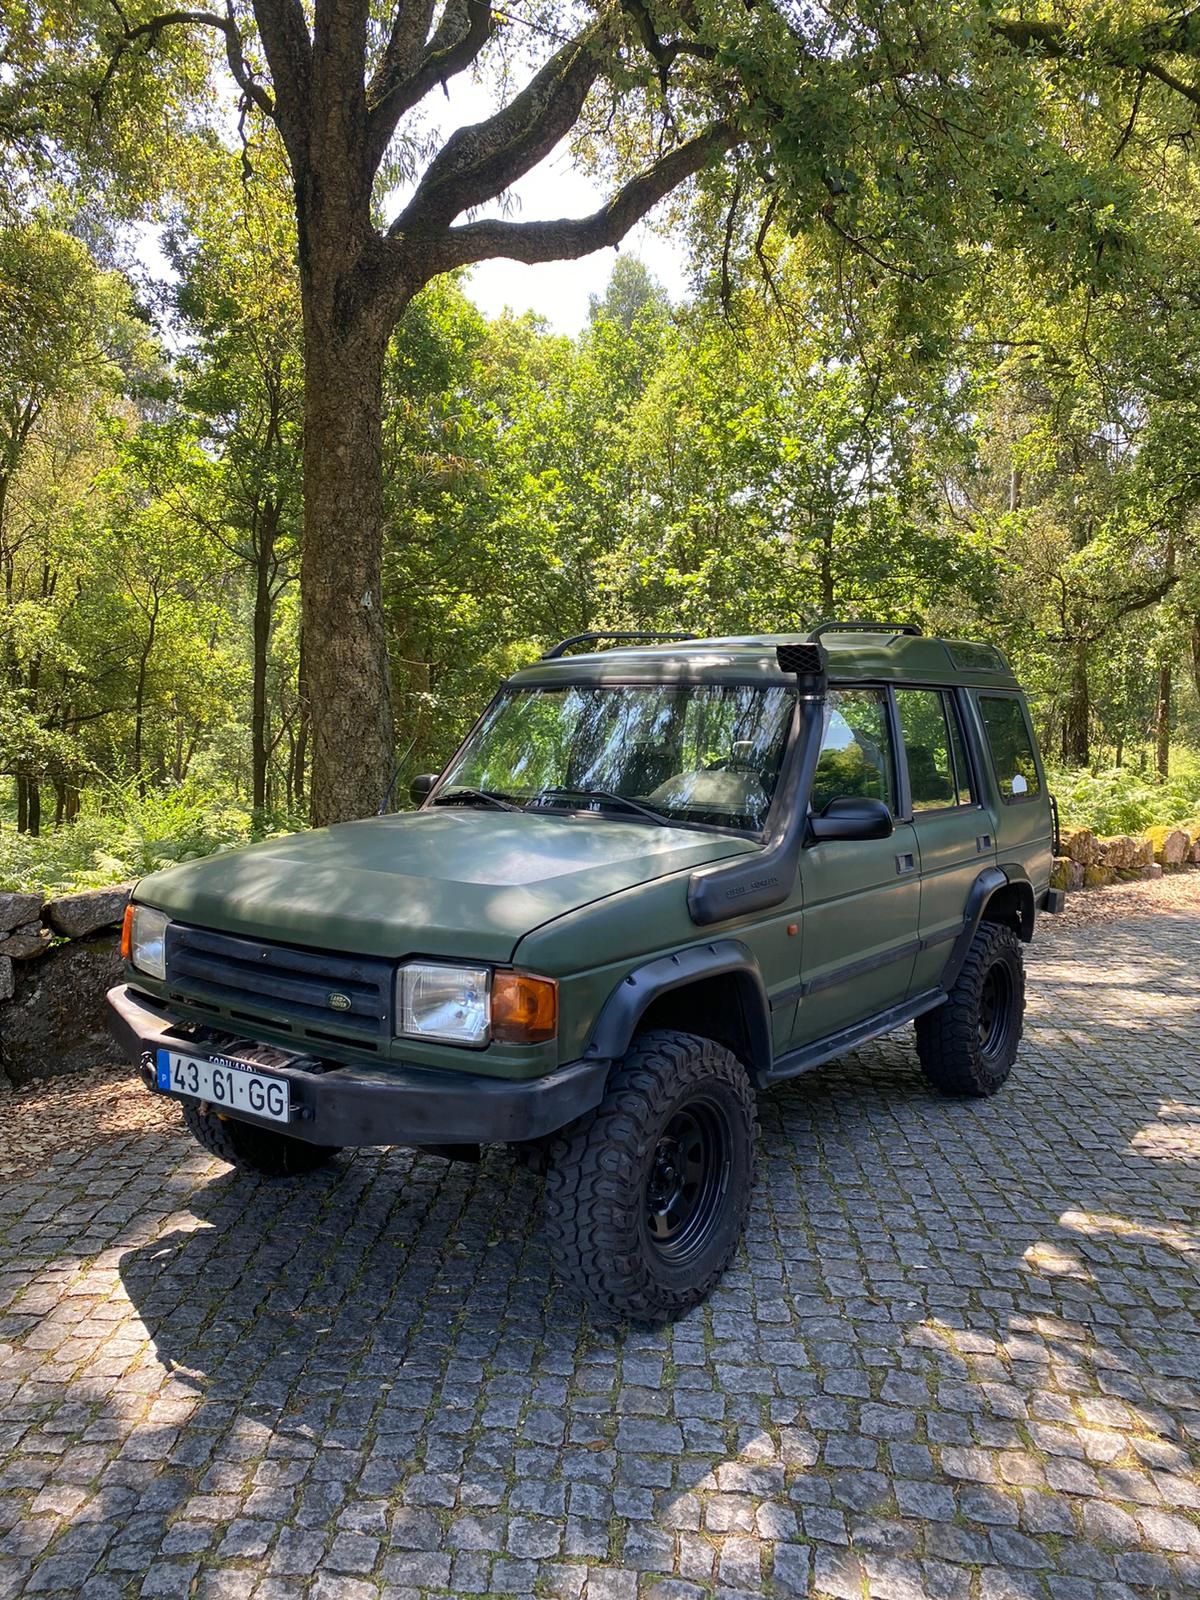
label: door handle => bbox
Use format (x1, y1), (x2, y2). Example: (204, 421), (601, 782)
(895, 852), (915, 875)
(976, 834), (993, 852)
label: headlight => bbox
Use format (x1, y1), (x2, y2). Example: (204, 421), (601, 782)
(395, 964), (559, 1047)
(122, 904), (170, 980)
(397, 962), (490, 1046)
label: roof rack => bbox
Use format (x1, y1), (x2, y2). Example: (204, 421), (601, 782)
(809, 620), (923, 641)
(542, 631), (697, 660)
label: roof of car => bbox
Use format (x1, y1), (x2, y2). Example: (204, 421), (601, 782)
(508, 630), (1021, 691)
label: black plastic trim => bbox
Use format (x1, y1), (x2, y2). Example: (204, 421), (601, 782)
(764, 988), (945, 1085)
(1041, 887), (1066, 914)
(940, 867), (1010, 990)
(768, 921), (959, 1014)
(106, 984), (608, 1146)
(583, 940), (772, 1074)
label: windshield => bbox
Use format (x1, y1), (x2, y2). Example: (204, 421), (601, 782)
(437, 682), (797, 832)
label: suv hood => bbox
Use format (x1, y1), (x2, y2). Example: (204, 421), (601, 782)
(135, 809), (757, 963)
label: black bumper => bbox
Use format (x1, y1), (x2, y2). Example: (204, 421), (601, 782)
(106, 984), (608, 1147)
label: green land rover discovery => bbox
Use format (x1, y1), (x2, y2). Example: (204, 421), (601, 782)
(109, 623), (1061, 1322)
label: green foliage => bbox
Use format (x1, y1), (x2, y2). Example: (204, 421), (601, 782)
(1049, 756), (1200, 836)
(0, 780), (258, 894)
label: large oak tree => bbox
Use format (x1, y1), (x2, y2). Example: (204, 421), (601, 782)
(84, 0), (781, 823)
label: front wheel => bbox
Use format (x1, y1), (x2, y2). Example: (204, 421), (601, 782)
(543, 1030), (757, 1323)
(181, 1101), (340, 1176)
(915, 920), (1025, 1096)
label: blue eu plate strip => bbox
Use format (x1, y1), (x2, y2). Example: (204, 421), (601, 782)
(155, 1049), (171, 1091)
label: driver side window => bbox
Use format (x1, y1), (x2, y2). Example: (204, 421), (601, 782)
(810, 689), (896, 816)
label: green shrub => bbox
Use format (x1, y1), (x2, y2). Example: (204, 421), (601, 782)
(1047, 758), (1200, 836)
(0, 780), (301, 895)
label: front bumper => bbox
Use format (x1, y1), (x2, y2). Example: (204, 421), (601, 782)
(107, 984), (607, 1147)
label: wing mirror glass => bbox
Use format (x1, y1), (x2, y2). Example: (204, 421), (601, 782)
(808, 795), (894, 843)
(409, 773), (437, 806)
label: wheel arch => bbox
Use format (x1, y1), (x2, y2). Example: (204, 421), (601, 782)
(583, 940), (772, 1083)
(942, 866), (1034, 992)
(984, 867), (1036, 943)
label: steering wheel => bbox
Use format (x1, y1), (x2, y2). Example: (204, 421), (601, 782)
(706, 756), (763, 776)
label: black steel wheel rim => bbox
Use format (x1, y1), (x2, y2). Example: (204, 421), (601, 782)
(979, 962), (1013, 1058)
(643, 1098), (731, 1266)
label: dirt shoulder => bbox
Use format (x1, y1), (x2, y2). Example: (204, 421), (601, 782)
(1047, 862), (1200, 928)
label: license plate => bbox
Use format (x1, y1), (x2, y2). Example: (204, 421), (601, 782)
(155, 1049), (291, 1124)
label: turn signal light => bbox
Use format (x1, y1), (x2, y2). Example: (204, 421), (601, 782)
(491, 971), (558, 1044)
(120, 903), (134, 962)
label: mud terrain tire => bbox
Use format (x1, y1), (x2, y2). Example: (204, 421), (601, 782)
(916, 920), (1025, 1096)
(544, 1029), (757, 1323)
(181, 1101), (339, 1176)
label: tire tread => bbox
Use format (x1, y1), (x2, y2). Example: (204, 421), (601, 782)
(543, 1029), (757, 1322)
(915, 920), (1025, 1096)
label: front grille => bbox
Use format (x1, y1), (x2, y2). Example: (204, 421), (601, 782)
(165, 924), (393, 1041)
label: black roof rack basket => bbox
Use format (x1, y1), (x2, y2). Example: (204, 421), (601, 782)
(542, 631), (697, 660)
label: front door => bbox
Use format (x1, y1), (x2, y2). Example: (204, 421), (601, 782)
(895, 687), (995, 995)
(791, 687), (921, 1046)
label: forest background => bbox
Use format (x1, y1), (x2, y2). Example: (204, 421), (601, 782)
(6, 2), (1200, 891)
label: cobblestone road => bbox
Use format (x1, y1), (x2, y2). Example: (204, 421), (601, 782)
(1, 905), (1198, 1600)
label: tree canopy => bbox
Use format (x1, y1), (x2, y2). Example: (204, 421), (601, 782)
(5, 2), (1200, 865)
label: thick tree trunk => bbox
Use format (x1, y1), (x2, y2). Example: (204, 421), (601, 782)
(299, 316), (394, 827)
(1155, 660), (1171, 780)
(1061, 638), (1090, 767)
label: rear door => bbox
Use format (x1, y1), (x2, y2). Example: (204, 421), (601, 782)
(791, 687), (921, 1046)
(971, 691), (1054, 900)
(896, 687), (994, 996)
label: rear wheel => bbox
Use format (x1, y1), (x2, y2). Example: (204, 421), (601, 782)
(915, 920), (1025, 1096)
(543, 1029), (757, 1323)
(181, 1101), (339, 1176)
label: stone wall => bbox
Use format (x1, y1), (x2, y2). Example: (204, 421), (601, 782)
(0, 884), (132, 1087)
(1051, 825), (1200, 891)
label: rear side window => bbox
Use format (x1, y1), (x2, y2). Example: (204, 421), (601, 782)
(896, 689), (975, 810)
(978, 695), (1041, 801)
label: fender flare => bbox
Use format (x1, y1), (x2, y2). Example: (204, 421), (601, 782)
(582, 938), (772, 1074)
(941, 866), (1034, 990)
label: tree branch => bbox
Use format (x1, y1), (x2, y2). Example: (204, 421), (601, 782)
(249, 0), (313, 157)
(389, 15), (613, 235)
(97, 4), (275, 119)
(995, 9), (1200, 106)
(366, 0), (495, 172)
(413, 122), (737, 271)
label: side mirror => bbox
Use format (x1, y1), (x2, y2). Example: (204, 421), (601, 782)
(808, 795), (894, 843)
(409, 773), (437, 806)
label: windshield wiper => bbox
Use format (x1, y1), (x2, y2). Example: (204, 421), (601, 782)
(432, 786), (520, 812)
(529, 786), (670, 826)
